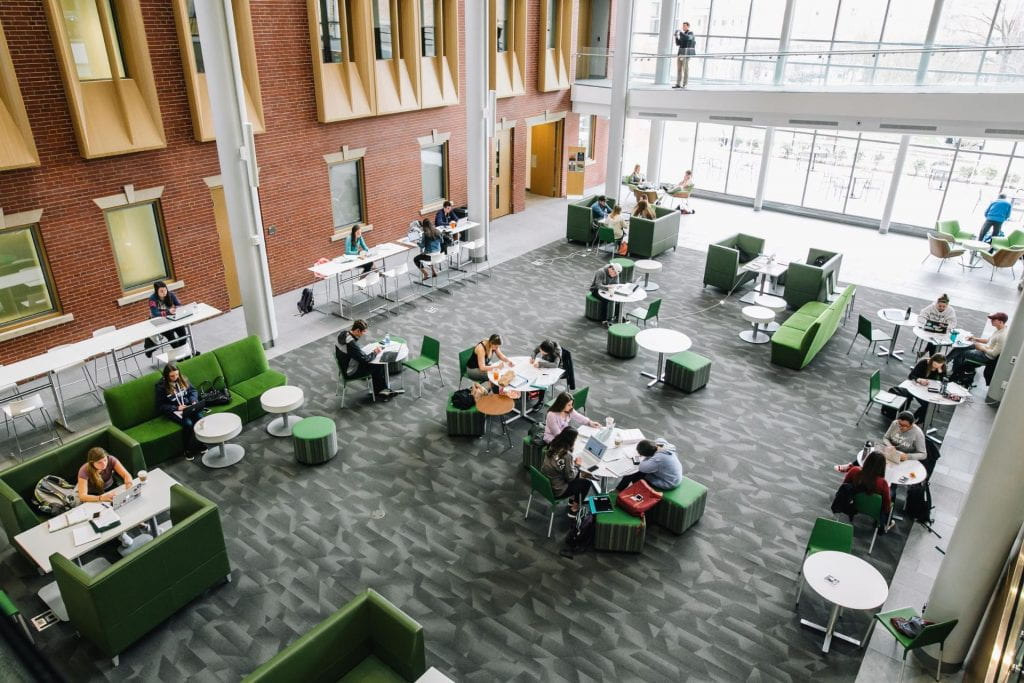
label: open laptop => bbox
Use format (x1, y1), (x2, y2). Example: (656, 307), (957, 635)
(110, 481), (144, 510)
(456, 217), (469, 229)
(584, 436), (608, 461)
(168, 303), (196, 321)
(923, 319), (948, 334)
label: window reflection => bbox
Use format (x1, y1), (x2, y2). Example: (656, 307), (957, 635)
(0, 226), (58, 329)
(60, 0), (127, 81)
(373, 0), (392, 60)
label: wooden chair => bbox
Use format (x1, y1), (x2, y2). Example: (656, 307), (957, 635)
(922, 233), (966, 272)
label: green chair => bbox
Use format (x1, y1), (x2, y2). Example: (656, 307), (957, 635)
(458, 346), (475, 387)
(546, 385), (589, 412)
(402, 335), (443, 398)
(935, 219), (972, 242)
(855, 370), (908, 426)
(865, 608), (958, 683)
(594, 225), (616, 253)
(584, 293), (604, 321)
(991, 228), (1024, 250)
(606, 323), (640, 358)
(610, 257), (635, 282)
(703, 233), (765, 291)
(521, 435), (545, 471)
(594, 492), (646, 553)
(846, 314), (893, 364)
(626, 297), (661, 328)
(524, 466), (564, 538)
(794, 518), (854, 604)
(648, 477), (707, 535)
(292, 416), (338, 465)
(664, 351), (711, 393)
(0, 589), (33, 644)
(335, 355), (373, 408)
(853, 492), (888, 555)
(626, 205), (680, 259)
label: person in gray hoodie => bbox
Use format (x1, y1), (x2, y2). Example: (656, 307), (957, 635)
(615, 438), (683, 491)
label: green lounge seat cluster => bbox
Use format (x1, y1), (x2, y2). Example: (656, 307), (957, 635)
(664, 351), (711, 393)
(292, 416), (338, 465)
(782, 248), (843, 310)
(103, 336), (286, 466)
(703, 233), (765, 292)
(566, 194), (607, 245)
(770, 286), (856, 370)
(625, 205), (680, 259)
(595, 477), (708, 552)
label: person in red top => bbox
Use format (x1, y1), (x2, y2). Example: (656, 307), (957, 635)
(841, 451), (894, 532)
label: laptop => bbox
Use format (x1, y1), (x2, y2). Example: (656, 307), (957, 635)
(177, 400), (207, 421)
(584, 436), (608, 461)
(168, 304), (196, 321)
(923, 319), (948, 333)
(456, 217), (469, 229)
(110, 482), (144, 510)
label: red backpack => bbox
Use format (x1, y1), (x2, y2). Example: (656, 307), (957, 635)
(617, 480), (662, 517)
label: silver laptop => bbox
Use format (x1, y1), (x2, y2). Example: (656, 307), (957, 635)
(111, 482), (144, 510)
(584, 436), (608, 460)
(168, 303), (196, 321)
(456, 217), (469, 229)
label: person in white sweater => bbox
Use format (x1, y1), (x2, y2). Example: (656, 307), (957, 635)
(917, 294), (957, 355)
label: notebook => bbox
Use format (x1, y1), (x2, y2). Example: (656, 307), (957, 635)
(73, 525), (101, 547)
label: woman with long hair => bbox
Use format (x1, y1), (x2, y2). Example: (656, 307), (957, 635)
(632, 198), (655, 219)
(540, 427), (593, 516)
(543, 391), (598, 444)
(466, 333), (511, 382)
(908, 352), (948, 422)
(146, 280), (187, 355)
(413, 219), (443, 280)
(76, 446), (133, 503)
(345, 224), (373, 274)
(156, 363), (204, 460)
(842, 450), (893, 532)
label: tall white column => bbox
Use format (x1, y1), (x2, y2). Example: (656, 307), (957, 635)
(753, 126), (775, 211)
(917, 0), (946, 84)
(194, 0), (277, 346)
(773, 0), (797, 84)
(878, 135), (910, 234)
(646, 0), (677, 185)
(923, 292), (1024, 666)
(603, 0), (635, 199)
(987, 305), (1023, 402)
(465, 0), (491, 254)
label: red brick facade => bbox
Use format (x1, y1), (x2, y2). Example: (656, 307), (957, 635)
(0, 0), (610, 363)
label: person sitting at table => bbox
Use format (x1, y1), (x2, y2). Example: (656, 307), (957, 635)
(413, 219), (443, 281)
(948, 312), (1008, 386)
(632, 198), (655, 219)
(434, 200), (457, 231)
(156, 362), (205, 460)
(532, 339), (562, 369)
(836, 451), (894, 532)
(591, 195), (611, 226)
(344, 224), (373, 274)
(589, 262), (622, 325)
(908, 353), (948, 423)
(629, 164), (645, 185)
(917, 294), (957, 356)
(543, 391), (600, 444)
(882, 411), (927, 461)
(606, 205), (628, 243)
(335, 319), (392, 400)
(147, 280), (188, 356)
(540, 427), (594, 516)
(466, 333), (512, 382)
(76, 446), (133, 504)
(615, 438), (683, 492)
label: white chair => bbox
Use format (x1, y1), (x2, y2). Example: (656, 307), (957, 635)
(48, 344), (102, 407)
(153, 345), (185, 368)
(3, 393), (62, 455)
(459, 239), (491, 279)
(91, 326), (145, 384)
(353, 270), (387, 317)
(382, 262), (415, 312)
(429, 252), (450, 291)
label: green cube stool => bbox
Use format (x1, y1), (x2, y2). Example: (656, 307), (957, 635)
(446, 393), (485, 436)
(522, 435), (546, 470)
(664, 351), (712, 393)
(607, 323), (640, 359)
(594, 492), (646, 553)
(584, 293), (603, 321)
(649, 477), (707, 535)
(292, 416), (338, 465)
(610, 257), (635, 283)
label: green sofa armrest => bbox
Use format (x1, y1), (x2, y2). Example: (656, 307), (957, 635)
(103, 426), (146, 474)
(567, 195), (599, 244)
(735, 233), (766, 256)
(367, 590), (426, 681)
(627, 207), (680, 259)
(0, 479), (38, 545)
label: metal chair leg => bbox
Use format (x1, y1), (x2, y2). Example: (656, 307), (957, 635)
(524, 492), (533, 519)
(846, 335), (859, 355)
(547, 509), (555, 538)
(855, 401), (872, 426)
(868, 526), (878, 554)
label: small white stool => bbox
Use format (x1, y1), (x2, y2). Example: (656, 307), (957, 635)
(741, 305), (774, 344)
(261, 385), (305, 437)
(753, 294), (787, 332)
(195, 412), (245, 468)
(633, 259), (663, 291)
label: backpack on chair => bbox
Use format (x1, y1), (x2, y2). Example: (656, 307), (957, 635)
(32, 475), (80, 516)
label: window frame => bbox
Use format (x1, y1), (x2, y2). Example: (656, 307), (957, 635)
(99, 198), (174, 293)
(417, 131), (451, 213)
(0, 212), (62, 333)
(580, 114), (597, 161)
(327, 159), (367, 233)
(323, 147), (371, 239)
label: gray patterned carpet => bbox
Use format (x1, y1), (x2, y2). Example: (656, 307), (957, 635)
(0, 238), (990, 682)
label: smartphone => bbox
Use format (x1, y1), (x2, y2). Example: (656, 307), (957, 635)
(587, 465), (599, 472)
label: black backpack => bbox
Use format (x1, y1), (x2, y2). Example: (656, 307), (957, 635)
(904, 483), (934, 524)
(830, 482), (859, 518)
(297, 288), (314, 315)
(451, 389), (474, 410)
(561, 512), (595, 557)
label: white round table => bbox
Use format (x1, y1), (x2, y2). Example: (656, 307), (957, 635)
(877, 308), (917, 361)
(371, 336), (410, 394)
(753, 294), (787, 332)
(740, 305), (774, 344)
(912, 326), (973, 352)
(261, 385), (305, 437)
(598, 285), (647, 324)
(635, 329), (692, 388)
(897, 378), (969, 431)
(497, 356), (565, 424)
(800, 550), (889, 653)
(572, 429), (641, 493)
(195, 412), (245, 469)
(633, 259), (663, 291)
(855, 449), (927, 487)
(960, 239), (990, 268)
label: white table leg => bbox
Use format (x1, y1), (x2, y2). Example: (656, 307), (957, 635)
(642, 352), (665, 387)
(47, 371), (72, 432)
(202, 442), (245, 468)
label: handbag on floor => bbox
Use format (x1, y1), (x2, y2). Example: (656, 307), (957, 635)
(617, 480), (662, 517)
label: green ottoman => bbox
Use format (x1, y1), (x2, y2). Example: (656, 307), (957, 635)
(594, 492), (646, 552)
(649, 477), (707, 535)
(292, 416), (338, 465)
(607, 323), (640, 359)
(446, 393), (485, 436)
(665, 351), (712, 393)
(584, 293), (603, 321)
(522, 435), (546, 470)
(611, 257), (635, 282)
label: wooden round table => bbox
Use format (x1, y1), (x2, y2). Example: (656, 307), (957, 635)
(475, 394), (515, 452)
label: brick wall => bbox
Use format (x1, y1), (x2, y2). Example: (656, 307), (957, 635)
(0, 0), (611, 364)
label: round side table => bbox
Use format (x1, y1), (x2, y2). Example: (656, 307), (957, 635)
(195, 412), (245, 469)
(261, 385), (305, 437)
(753, 294), (787, 332)
(740, 306), (774, 344)
(475, 394), (515, 452)
(634, 259), (663, 291)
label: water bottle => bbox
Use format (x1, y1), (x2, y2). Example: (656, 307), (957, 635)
(862, 440), (872, 461)
(905, 306), (911, 320)
(383, 332), (391, 346)
(941, 378), (948, 396)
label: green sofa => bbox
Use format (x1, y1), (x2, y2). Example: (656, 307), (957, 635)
(782, 248), (843, 310)
(702, 233), (765, 292)
(103, 335), (286, 466)
(52, 485), (231, 665)
(0, 426), (145, 546)
(566, 195), (604, 245)
(627, 205), (680, 259)
(244, 589), (426, 682)
(770, 285), (856, 370)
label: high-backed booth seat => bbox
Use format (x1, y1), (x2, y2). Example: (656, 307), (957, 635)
(771, 285), (856, 370)
(103, 335), (286, 466)
(627, 205), (680, 259)
(782, 248), (843, 310)
(243, 589), (426, 683)
(566, 195), (604, 245)
(703, 233), (765, 292)
(51, 485), (231, 666)
(0, 427), (145, 546)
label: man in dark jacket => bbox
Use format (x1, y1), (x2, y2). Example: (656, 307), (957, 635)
(673, 22), (696, 89)
(335, 319), (391, 399)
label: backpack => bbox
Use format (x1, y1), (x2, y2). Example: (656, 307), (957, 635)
(904, 483), (934, 524)
(451, 388), (475, 410)
(561, 512), (595, 557)
(297, 288), (314, 315)
(32, 475), (80, 516)
(880, 386), (911, 419)
(830, 482), (859, 518)
(618, 480), (663, 517)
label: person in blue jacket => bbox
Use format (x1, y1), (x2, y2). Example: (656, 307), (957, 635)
(146, 280), (187, 356)
(979, 193), (1012, 243)
(414, 219), (443, 281)
(345, 224), (373, 273)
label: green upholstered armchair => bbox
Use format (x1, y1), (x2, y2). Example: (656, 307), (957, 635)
(935, 219), (972, 242)
(244, 589), (426, 683)
(0, 426), (144, 545)
(991, 229), (1024, 250)
(51, 485), (231, 666)
(782, 248), (842, 310)
(627, 205), (680, 259)
(567, 195), (603, 245)
(702, 233), (765, 292)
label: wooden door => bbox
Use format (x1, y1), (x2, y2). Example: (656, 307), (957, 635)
(209, 186), (242, 309)
(529, 121), (562, 197)
(491, 128), (512, 218)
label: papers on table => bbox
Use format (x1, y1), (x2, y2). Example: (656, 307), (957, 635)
(48, 503), (100, 532)
(72, 525), (101, 547)
(90, 508), (121, 532)
(530, 370), (562, 388)
(616, 428), (644, 445)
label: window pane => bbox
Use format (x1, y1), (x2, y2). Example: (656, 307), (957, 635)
(105, 203), (170, 290)
(421, 0), (436, 57)
(703, 37), (745, 82)
(329, 161), (363, 229)
(321, 0), (343, 63)
(891, 143), (956, 227)
(692, 123), (733, 193)
(881, 0), (933, 45)
(725, 127), (764, 197)
(373, 0), (392, 60)
(674, 0), (711, 37)
(496, 0), (511, 52)
(187, 0), (204, 73)
(845, 139), (897, 219)
(791, 0), (838, 40)
(765, 128), (813, 205)
(803, 133), (858, 212)
(942, 152), (1010, 229)
(748, 0), (786, 38)
(421, 144), (446, 204)
(833, 0), (885, 42)
(546, 0), (559, 49)
(658, 121), (696, 185)
(0, 227), (57, 328)
(710, 0), (750, 37)
(579, 115), (594, 159)
(61, 0), (127, 80)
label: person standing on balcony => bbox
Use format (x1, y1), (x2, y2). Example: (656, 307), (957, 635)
(979, 193), (1012, 243)
(673, 22), (696, 89)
